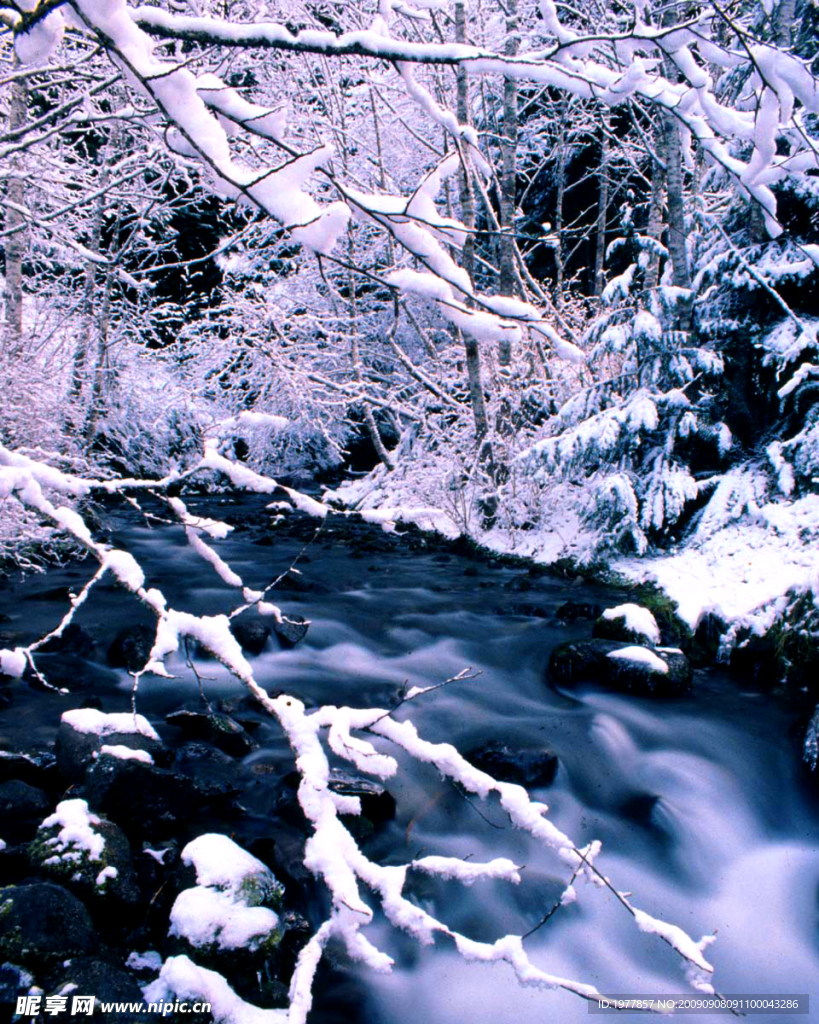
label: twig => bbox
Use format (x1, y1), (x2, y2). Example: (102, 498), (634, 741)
(368, 666), (482, 726)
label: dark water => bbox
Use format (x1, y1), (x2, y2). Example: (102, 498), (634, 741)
(2, 494), (818, 1024)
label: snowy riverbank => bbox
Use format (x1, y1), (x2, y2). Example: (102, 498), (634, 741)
(329, 471), (819, 648)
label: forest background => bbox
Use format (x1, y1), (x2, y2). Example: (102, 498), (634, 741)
(1, 0), (818, 654)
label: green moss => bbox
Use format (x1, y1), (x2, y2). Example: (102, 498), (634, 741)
(0, 896), (23, 961)
(0, 925), (23, 961)
(236, 873), (285, 912)
(627, 582), (691, 645)
(28, 826), (118, 893)
(765, 591), (819, 694)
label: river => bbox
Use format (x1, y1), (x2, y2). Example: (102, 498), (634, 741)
(1, 493), (817, 1023)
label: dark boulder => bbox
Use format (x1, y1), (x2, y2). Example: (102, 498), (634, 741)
(555, 600), (603, 622)
(166, 709), (256, 758)
(0, 963), (34, 1018)
(606, 646), (692, 696)
(43, 958), (153, 1022)
(29, 810), (142, 932)
(328, 769), (396, 825)
(465, 742), (558, 788)
(0, 883), (97, 964)
(277, 768), (396, 833)
(273, 570), (327, 595)
(0, 780), (50, 821)
(56, 714), (166, 783)
(107, 625), (155, 673)
(25, 653), (118, 694)
(172, 742), (243, 803)
(0, 750), (59, 791)
(40, 624), (96, 658)
(729, 633), (779, 689)
(82, 754), (207, 836)
(231, 619), (271, 656)
(508, 603), (549, 619)
(549, 638), (623, 686)
(503, 575), (533, 592)
(592, 604), (660, 645)
(273, 616), (309, 648)
(549, 639), (692, 697)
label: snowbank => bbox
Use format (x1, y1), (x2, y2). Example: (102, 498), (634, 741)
(616, 495), (819, 633)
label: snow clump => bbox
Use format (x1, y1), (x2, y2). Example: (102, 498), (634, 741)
(169, 834), (285, 953)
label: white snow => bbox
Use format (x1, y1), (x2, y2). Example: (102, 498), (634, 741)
(61, 708), (159, 741)
(143, 955), (286, 1024)
(0, 647), (27, 678)
(104, 549), (146, 590)
(14, 8), (65, 65)
(632, 908), (714, 975)
(601, 603), (661, 644)
(170, 834), (282, 952)
(40, 799), (105, 862)
(126, 950), (163, 973)
(99, 744), (154, 764)
(214, 411), (289, 434)
(618, 493), (819, 631)
(96, 865), (118, 887)
(411, 856), (521, 886)
(181, 833), (273, 892)
(170, 886), (280, 952)
(607, 646), (669, 675)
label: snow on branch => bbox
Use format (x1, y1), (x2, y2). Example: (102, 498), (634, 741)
(13, 0), (816, 365)
(108, 0), (819, 240)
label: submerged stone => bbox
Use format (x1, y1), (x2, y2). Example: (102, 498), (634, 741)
(465, 742), (558, 788)
(230, 619), (270, 656)
(549, 639), (692, 696)
(166, 709), (256, 758)
(107, 624), (156, 673)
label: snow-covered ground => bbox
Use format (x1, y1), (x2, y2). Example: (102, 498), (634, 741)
(617, 500), (819, 633)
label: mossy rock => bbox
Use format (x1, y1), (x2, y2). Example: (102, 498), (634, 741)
(0, 883), (97, 966)
(28, 802), (142, 933)
(549, 639), (692, 697)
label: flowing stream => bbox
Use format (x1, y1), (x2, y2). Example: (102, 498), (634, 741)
(2, 494), (818, 1024)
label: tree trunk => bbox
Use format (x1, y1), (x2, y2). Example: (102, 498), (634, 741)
(454, 0), (490, 448)
(3, 72), (27, 355)
(663, 112), (691, 290)
(773, 0), (796, 49)
(592, 119), (609, 297)
(84, 269), (112, 442)
(347, 240), (393, 471)
(554, 97), (567, 308)
(498, 0), (519, 312)
(70, 161), (109, 405)
(644, 148), (665, 292)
